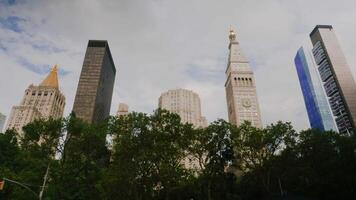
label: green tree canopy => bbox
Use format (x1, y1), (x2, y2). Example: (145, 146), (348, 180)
(1, 110), (356, 199)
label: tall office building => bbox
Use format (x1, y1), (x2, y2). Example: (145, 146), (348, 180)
(6, 65), (65, 135)
(225, 28), (262, 128)
(294, 46), (337, 131)
(0, 113), (6, 132)
(158, 88), (208, 128)
(73, 40), (116, 123)
(310, 25), (356, 134)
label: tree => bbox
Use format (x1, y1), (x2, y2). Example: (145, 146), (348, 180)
(3, 110), (356, 200)
(181, 119), (239, 200)
(49, 113), (110, 200)
(0, 118), (64, 200)
(279, 129), (356, 199)
(0, 130), (21, 199)
(233, 121), (297, 195)
(102, 109), (194, 199)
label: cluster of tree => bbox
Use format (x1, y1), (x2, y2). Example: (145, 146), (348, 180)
(1, 109), (356, 199)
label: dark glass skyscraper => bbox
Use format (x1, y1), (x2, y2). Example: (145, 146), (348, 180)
(294, 46), (337, 131)
(310, 25), (356, 134)
(73, 40), (116, 123)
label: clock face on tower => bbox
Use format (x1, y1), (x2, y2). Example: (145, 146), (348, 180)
(242, 98), (251, 108)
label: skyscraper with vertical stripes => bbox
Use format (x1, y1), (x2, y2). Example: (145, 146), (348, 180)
(73, 40), (116, 123)
(310, 25), (356, 134)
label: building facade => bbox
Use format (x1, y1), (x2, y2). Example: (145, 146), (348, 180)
(158, 89), (208, 128)
(0, 113), (6, 132)
(73, 40), (116, 123)
(116, 103), (129, 116)
(225, 29), (262, 128)
(310, 25), (356, 134)
(294, 46), (337, 131)
(6, 65), (65, 135)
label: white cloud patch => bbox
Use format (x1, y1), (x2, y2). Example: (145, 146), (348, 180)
(1, 0), (356, 131)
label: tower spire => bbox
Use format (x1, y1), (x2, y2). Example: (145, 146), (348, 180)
(225, 26), (262, 128)
(228, 27), (247, 63)
(40, 64), (59, 88)
(229, 27), (236, 41)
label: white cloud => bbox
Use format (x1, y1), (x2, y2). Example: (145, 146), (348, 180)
(1, 0), (356, 131)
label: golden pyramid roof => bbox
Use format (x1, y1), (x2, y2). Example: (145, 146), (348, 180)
(40, 65), (59, 88)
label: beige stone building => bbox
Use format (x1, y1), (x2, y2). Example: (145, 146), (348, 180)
(0, 112), (6, 132)
(225, 29), (262, 128)
(116, 103), (129, 116)
(6, 65), (65, 135)
(158, 88), (208, 128)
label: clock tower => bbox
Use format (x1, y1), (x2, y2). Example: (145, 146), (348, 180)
(225, 28), (262, 128)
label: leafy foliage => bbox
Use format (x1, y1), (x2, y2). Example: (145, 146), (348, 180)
(1, 110), (356, 199)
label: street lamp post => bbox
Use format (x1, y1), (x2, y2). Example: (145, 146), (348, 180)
(39, 163), (50, 200)
(2, 162), (50, 199)
(2, 177), (38, 198)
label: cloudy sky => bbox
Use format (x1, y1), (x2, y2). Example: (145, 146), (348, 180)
(1, 0), (356, 130)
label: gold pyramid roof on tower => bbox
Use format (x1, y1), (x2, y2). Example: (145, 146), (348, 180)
(40, 65), (59, 88)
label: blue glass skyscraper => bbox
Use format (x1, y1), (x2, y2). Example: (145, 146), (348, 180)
(294, 46), (337, 132)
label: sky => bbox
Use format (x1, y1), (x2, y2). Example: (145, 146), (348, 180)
(1, 0), (356, 131)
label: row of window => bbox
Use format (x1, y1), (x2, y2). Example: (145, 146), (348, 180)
(234, 77), (252, 81)
(27, 90), (53, 96)
(9, 109), (37, 128)
(26, 90), (64, 106)
(324, 77), (338, 96)
(318, 59), (333, 82)
(312, 41), (327, 65)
